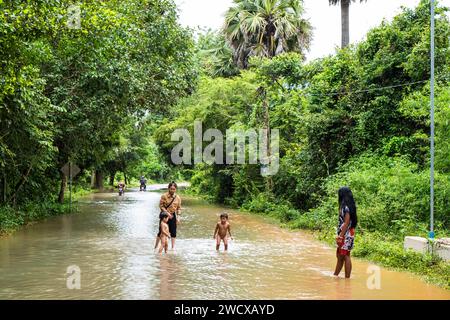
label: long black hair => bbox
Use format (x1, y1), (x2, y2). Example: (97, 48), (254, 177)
(338, 187), (357, 228)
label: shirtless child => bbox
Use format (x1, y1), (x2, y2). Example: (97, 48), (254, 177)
(159, 213), (171, 254)
(213, 213), (233, 251)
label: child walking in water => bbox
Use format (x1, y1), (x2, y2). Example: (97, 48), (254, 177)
(214, 213), (233, 251)
(334, 187), (358, 278)
(158, 213), (171, 254)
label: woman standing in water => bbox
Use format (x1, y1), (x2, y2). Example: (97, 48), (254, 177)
(155, 181), (181, 250)
(334, 187), (357, 278)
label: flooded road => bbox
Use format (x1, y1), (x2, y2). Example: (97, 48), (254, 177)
(0, 187), (449, 299)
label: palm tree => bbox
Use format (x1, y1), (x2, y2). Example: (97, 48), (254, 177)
(329, 0), (367, 48)
(208, 40), (240, 77)
(223, 0), (312, 69)
(197, 31), (240, 77)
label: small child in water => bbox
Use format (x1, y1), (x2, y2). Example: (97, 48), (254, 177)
(213, 213), (233, 251)
(158, 212), (171, 254)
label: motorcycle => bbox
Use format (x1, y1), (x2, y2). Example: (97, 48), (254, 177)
(118, 186), (124, 196)
(139, 177), (147, 191)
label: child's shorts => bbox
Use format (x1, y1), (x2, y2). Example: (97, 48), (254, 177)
(337, 228), (355, 256)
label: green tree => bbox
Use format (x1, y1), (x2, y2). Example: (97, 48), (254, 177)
(223, 0), (312, 68)
(170, 0), (450, 213)
(222, 0), (311, 192)
(0, 0), (61, 204)
(44, 0), (196, 201)
(0, 0), (196, 205)
(196, 30), (240, 78)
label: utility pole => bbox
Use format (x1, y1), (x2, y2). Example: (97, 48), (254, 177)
(429, 0), (435, 240)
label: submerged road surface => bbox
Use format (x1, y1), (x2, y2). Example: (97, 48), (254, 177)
(0, 186), (449, 299)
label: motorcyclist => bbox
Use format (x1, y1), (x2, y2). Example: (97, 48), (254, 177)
(139, 175), (147, 191)
(118, 181), (126, 196)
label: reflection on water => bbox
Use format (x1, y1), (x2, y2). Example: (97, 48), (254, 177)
(0, 189), (448, 300)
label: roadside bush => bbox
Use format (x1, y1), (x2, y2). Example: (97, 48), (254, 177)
(296, 153), (450, 239)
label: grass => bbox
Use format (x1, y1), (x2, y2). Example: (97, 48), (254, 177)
(0, 186), (93, 236)
(0, 201), (72, 236)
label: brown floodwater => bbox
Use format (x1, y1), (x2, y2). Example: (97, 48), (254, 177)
(0, 186), (449, 300)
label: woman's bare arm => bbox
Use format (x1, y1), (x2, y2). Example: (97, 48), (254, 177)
(159, 196), (168, 213)
(177, 196), (181, 215)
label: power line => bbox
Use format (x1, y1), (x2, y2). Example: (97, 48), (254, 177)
(293, 74), (449, 97)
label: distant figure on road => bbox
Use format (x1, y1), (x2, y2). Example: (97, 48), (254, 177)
(155, 181), (181, 250)
(334, 187), (358, 278)
(139, 175), (147, 191)
(118, 181), (126, 196)
(213, 212), (233, 251)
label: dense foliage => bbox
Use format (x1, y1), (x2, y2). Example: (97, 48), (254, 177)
(0, 0), (194, 219)
(154, 0), (450, 286)
(0, 0), (448, 288)
(223, 0), (312, 68)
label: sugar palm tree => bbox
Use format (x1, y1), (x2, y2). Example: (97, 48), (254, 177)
(198, 32), (240, 77)
(223, 0), (312, 69)
(329, 0), (367, 48)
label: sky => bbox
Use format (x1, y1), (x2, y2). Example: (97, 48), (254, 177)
(174, 0), (450, 61)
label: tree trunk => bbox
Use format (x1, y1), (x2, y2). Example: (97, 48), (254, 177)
(90, 170), (96, 189)
(109, 172), (115, 186)
(341, 0), (350, 48)
(1, 171), (6, 204)
(258, 87), (274, 191)
(263, 96), (273, 191)
(94, 170), (104, 190)
(123, 171), (128, 185)
(58, 172), (67, 204)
